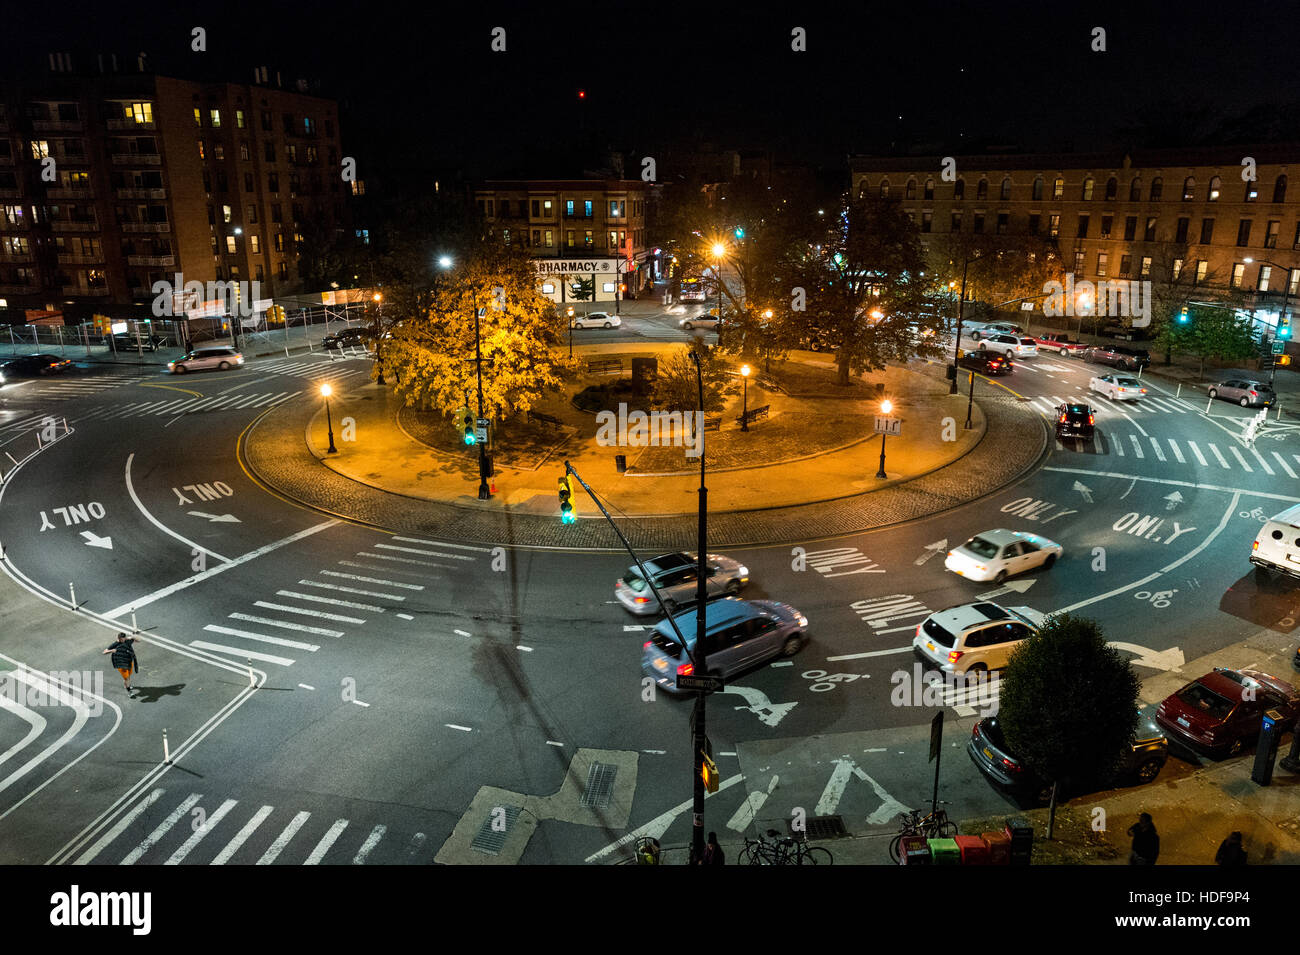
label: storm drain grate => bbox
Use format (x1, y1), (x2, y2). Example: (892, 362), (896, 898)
(579, 762), (618, 809)
(799, 816), (848, 840)
(470, 805), (522, 855)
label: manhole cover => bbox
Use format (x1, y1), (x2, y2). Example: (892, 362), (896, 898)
(580, 762), (618, 809)
(798, 816), (848, 840)
(470, 805), (522, 854)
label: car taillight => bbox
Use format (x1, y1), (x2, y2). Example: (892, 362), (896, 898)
(1250, 391), (1258, 397)
(1253, 540), (1260, 551)
(947, 650), (963, 664)
(1059, 414), (1067, 423)
(677, 662), (694, 676)
(916, 623), (924, 639)
(1088, 415), (1094, 425)
(643, 641), (652, 649)
(972, 724), (981, 739)
(1001, 757), (1021, 774)
(1140, 388), (1147, 394)
(634, 596), (649, 604)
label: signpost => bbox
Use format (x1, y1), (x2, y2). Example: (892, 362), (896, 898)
(873, 416), (902, 436)
(1272, 340), (1285, 355)
(475, 417), (489, 445)
(677, 674), (723, 693)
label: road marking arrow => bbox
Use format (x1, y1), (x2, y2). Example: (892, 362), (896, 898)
(914, 539), (948, 565)
(1072, 481), (1094, 503)
(1108, 641), (1185, 672)
(720, 684), (797, 728)
(1164, 491), (1184, 511)
(187, 511), (241, 523)
(974, 578), (1037, 601)
(80, 531), (113, 549)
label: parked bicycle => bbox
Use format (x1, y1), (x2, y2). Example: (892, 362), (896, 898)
(739, 829), (833, 865)
(888, 804), (957, 863)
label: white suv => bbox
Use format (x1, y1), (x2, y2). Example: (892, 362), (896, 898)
(1251, 503), (1300, 584)
(978, 334), (1038, 359)
(912, 601), (1048, 675)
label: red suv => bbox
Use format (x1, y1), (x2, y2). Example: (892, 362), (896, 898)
(1156, 668), (1299, 758)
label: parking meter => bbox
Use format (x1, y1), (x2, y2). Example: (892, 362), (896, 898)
(1250, 709), (1284, 786)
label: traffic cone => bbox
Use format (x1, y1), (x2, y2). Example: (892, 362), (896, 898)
(490, 478), (497, 494)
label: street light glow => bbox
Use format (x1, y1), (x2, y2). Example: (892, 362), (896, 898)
(881, 399), (893, 414)
(711, 242), (726, 259)
(320, 383), (332, 397)
(741, 364), (751, 377)
(438, 256), (453, 268)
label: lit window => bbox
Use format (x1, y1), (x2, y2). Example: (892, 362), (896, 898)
(210, 109), (221, 127)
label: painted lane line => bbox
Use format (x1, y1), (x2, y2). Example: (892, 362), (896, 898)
(1273, 452), (1298, 480)
(210, 805), (273, 865)
(257, 811), (312, 865)
(1042, 466), (1300, 503)
(0, 670), (91, 796)
(189, 641), (295, 666)
(643, 749), (667, 755)
(125, 452), (229, 565)
(727, 775), (779, 832)
(120, 792), (203, 865)
(1128, 434), (1145, 458)
(405, 833), (427, 859)
(517, 645), (532, 652)
(546, 740), (564, 747)
(1167, 439), (1185, 464)
(252, 600), (364, 624)
(771, 660), (794, 667)
(396, 613), (413, 620)
(102, 519), (339, 619)
(339, 559), (436, 578)
(815, 760), (855, 817)
(353, 551), (456, 570)
(1228, 445), (1254, 472)
(585, 773), (747, 863)
(275, 590), (384, 613)
(229, 613), (343, 638)
(1208, 443), (1231, 468)
(295, 579), (404, 601)
(1249, 445), (1275, 475)
(352, 699), (370, 707)
(826, 647), (912, 662)
(203, 624), (319, 652)
(1114, 438), (1124, 457)
(373, 543), (474, 561)
(1147, 437), (1166, 462)
(298, 684), (315, 690)
(0, 690), (46, 773)
(454, 629), (472, 637)
(390, 536), (492, 553)
(72, 789), (166, 865)
(352, 824), (387, 865)
(1187, 440), (1208, 467)
(166, 798), (238, 865)
(446, 724), (472, 732)
(304, 820), (351, 865)
(319, 570), (423, 590)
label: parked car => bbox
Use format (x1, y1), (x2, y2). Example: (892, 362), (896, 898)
(1055, 402), (1096, 441)
(912, 601), (1048, 675)
(110, 333), (161, 352)
(958, 350), (1014, 376)
(969, 710), (1168, 804)
(571, 311), (621, 330)
(978, 334), (1039, 359)
(970, 322), (1022, 341)
(641, 597), (808, 693)
(1208, 379), (1275, 408)
(1089, 373), (1146, 401)
(1250, 503), (1300, 583)
(944, 529), (1062, 583)
(1036, 333), (1087, 356)
(323, 326), (367, 349)
(615, 551), (749, 615)
(1102, 323), (1148, 341)
(167, 344), (244, 374)
(0, 354), (72, 376)
(1156, 667), (1299, 758)
(680, 314), (720, 331)
(1083, 344), (1150, 370)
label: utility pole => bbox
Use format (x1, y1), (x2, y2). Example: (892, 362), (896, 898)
(689, 350), (708, 865)
(472, 306), (491, 500)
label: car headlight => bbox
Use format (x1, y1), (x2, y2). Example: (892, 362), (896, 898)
(797, 615), (808, 627)
(737, 566), (749, 576)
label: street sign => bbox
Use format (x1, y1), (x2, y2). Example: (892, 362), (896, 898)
(475, 417), (489, 444)
(874, 416), (902, 436)
(677, 674), (723, 693)
(1020, 301), (1034, 310)
(1272, 340), (1286, 355)
(929, 711), (943, 763)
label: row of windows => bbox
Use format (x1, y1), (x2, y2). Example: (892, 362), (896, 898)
(1055, 247), (1299, 292)
(16, 101), (153, 125)
(498, 227), (645, 250)
(198, 139), (332, 166)
(868, 173), (1290, 205)
(193, 108), (331, 138)
(201, 168), (337, 197)
(0, 260), (294, 288)
(478, 197), (645, 219)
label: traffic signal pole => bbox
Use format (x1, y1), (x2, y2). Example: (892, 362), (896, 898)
(689, 351), (708, 866)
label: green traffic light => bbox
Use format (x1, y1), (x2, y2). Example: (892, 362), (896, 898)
(561, 504), (575, 524)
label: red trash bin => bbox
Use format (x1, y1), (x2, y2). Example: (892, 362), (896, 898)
(954, 834), (989, 865)
(899, 835), (931, 865)
(980, 831), (1011, 865)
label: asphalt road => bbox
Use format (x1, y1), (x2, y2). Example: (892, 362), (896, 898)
(1, 336), (1297, 865)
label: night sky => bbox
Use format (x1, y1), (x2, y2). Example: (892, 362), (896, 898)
(6, 0), (1298, 187)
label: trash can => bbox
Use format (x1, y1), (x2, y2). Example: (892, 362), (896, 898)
(899, 835), (931, 865)
(1003, 817), (1034, 865)
(615, 454), (627, 473)
(927, 837), (961, 865)
(981, 830), (1011, 865)
(954, 834), (989, 865)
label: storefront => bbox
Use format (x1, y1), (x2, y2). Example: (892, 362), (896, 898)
(532, 257), (627, 305)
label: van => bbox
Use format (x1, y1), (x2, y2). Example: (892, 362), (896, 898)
(1251, 504), (1300, 583)
(168, 344), (244, 374)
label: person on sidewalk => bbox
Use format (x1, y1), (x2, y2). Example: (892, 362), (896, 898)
(701, 831), (725, 866)
(101, 632), (139, 693)
(1215, 831), (1247, 865)
(1127, 813), (1160, 865)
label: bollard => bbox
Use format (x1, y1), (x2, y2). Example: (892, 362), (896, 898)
(1205, 397), (1213, 415)
(248, 660), (255, 687)
(1278, 403), (1283, 421)
(1176, 382), (1181, 399)
(163, 729), (172, 765)
(131, 612), (138, 634)
(69, 582), (76, 609)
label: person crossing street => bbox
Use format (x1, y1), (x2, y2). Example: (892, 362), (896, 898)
(102, 633), (139, 694)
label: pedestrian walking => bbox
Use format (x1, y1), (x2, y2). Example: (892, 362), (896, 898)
(1127, 812), (1159, 865)
(1215, 831), (1247, 865)
(702, 831), (725, 866)
(101, 633), (139, 693)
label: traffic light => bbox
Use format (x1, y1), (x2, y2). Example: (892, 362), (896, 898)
(1279, 355), (1293, 366)
(462, 410), (476, 445)
(701, 754), (720, 793)
(733, 227), (745, 239)
(1177, 307), (1189, 324)
(557, 474), (575, 524)
(1279, 315), (1292, 340)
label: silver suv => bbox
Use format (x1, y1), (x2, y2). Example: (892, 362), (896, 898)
(168, 345), (244, 374)
(1208, 379), (1275, 408)
(615, 552), (749, 615)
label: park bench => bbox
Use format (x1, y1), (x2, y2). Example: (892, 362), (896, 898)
(587, 358), (623, 375)
(736, 404), (770, 427)
(527, 409), (563, 428)
(702, 416), (722, 432)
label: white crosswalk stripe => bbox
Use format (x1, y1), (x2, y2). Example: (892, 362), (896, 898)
(1077, 432), (1300, 479)
(1187, 440), (1208, 466)
(0, 372), (143, 402)
(211, 805), (274, 864)
(165, 798), (238, 865)
(120, 792), (203, 865)
(1167, 439), (1185, 464)
(189, 640), (295, 666)
(1209, 443), (1231, 468)
(59, 392), (295, 420)
(1228, 445), (1253, 472)
(1147, 437), (1166, 462)
(1272, 452), (1298, 479)
(258, 811), (312, 865)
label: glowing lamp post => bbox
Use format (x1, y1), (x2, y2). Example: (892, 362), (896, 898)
(740, 364), (751, 431)
(876, 398), (893, 479)
(321, 383), (337, 454)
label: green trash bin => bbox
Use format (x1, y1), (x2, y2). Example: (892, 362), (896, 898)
(928, 837), (961, 865)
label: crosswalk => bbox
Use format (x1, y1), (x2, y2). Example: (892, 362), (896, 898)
(252, 355), (372, 381)
(1059, 430), (1300, 477)
(1026, 391), (1194, 416)
(0, 371), (144, 402)
(0, 392), (298, 428)
(73, 786), (431, 865)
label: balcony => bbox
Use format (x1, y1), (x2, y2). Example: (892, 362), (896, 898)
(46, 186), (94, 199)
(0, 252), (33, 262)
(61, 286), (111, 296)
(106, 118), (155, 131)
(0, 283), (37, 294)
(120, 222), (171, 233)
(115, 187), (167, 199)
(126, 254), (174, 266)
(110, 153), (161, 165)
(0, 189), (21, 200)
(57, 253), (103, 265)
(32, 119), (83, 132)
(51, 219), (100, 232)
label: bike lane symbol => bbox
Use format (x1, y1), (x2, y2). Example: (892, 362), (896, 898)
(801, 670), (867, 692)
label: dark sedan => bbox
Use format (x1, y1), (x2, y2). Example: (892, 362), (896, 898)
(323, 327), (367, 350)
(959, 350), (1014, 376)
(968, 712), (1168, 804)
(1155, 667), (1299, 758)
(0, 354), (73, 376)
(1083, 344), (1151, 371)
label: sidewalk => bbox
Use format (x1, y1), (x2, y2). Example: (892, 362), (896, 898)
(241, 351), (1049, 547)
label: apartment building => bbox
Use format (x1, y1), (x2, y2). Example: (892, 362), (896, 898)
(474, 179), (652, 304)
(0, 55), (349, 313)
(850, 146), (1300, 328)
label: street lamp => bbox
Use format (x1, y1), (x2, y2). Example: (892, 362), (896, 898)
(372, 292), (385, 385)
(688, 350), (710, 866)
(711, 242), (727, 325)
(875, 398), (893, 479)
(740, 364), (751, 431)
(1245, 257), (1292, 386)
(567, 305), (575, 358)
(320, 383), (337, 454)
